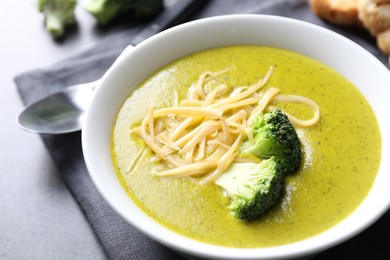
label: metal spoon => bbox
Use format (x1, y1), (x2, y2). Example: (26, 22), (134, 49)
(16, 80), (98, 134)
(16, 0), (208, 134)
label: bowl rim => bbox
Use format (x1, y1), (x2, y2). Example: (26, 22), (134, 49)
(82, 14), (390, 259)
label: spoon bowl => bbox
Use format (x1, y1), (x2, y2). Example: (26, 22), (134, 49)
(16, 45), (135, 135)
(16, 80), (97, 134)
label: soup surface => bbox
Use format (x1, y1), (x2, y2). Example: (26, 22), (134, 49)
(111, 46), (381, 248)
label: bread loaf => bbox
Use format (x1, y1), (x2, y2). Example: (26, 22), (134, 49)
(310, 0), (390, 64)
(310, 0), (360, 25)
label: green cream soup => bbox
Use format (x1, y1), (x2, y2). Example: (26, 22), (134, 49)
(111, 46), (381, 248)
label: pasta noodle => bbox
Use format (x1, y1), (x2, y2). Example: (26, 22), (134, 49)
(133, 67), (320, 185)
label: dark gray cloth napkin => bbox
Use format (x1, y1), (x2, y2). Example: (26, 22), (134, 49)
(15, 0), (390, 259)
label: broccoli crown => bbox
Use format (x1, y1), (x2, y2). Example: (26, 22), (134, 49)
(241, 109), (301, 175)
(215, 158), (284, 221)
(83, 0), (163, 25)
(38, 0), (77, 38)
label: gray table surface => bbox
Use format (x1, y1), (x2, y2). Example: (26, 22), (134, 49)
(0, 1), (136, 259)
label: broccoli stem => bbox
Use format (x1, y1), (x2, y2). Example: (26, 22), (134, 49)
(38, 0), (77, 38)
(83, 0), (163, 25)
(44, 9), (64, 38)
(83, 0), (122, 25)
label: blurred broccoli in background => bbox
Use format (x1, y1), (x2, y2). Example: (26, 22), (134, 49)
(38, 0), (77, 38)
(83, 0), (164, 25)
(37, 0), (164, 37)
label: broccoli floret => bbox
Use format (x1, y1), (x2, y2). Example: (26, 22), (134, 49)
(215, 109), (301, 221)
(38, 0), (77, 38)
(131, 0), (164, 17)
(83, 0), (163, 25)
(215, 158), (284, 221)
(241, 109), (301, 175)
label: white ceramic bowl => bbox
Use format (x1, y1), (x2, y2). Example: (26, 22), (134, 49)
(82, 15), (390, 259)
